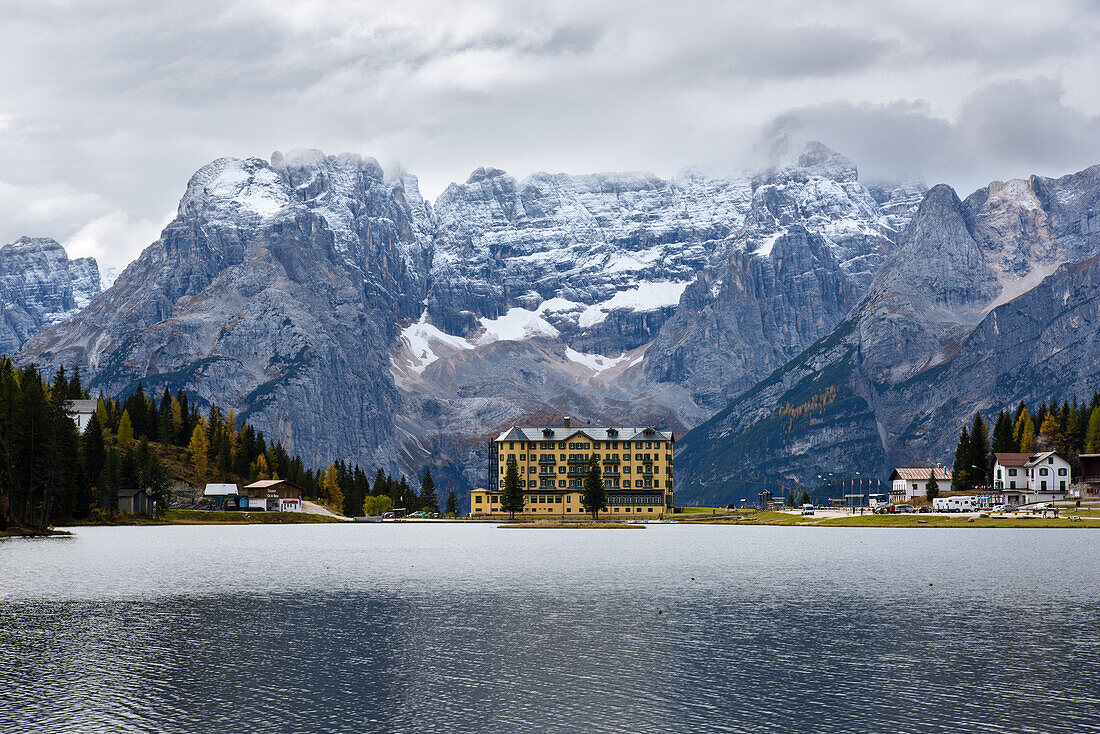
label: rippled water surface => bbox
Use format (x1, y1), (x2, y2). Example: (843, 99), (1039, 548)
(2, 524), (1098, 733)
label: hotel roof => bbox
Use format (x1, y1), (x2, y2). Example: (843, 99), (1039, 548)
(994, 451), (1059, 467)
(495, 425), (674, 443)
(889, 467), (952, 481)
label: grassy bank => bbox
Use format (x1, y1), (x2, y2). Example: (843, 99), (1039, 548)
(65, 509), (345, 527)
(498, 522), (644, 529)
(681, 510), (1100, 528)
(0, 526), (72, 538)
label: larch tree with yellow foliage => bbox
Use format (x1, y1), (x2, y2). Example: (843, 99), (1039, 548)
(189, 420), (209, 477)
(322, 463), (344, 514)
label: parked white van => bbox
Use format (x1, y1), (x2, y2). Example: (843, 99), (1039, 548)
(933, 496), (979, 512)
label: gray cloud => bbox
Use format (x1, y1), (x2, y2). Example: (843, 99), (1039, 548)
(757, 77), (1100, 194)
(0, 0), (1098, 269)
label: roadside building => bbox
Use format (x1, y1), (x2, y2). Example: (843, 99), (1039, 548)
(204, 483), (243, 510)
(1078, 454), (1100, 501)
(243, 479), (303, 512)
(993, 451), (1073, 504)
(888, 468), (952, 503)
(118, 488), (155, 515)
(65, 399), (98, 433)
(472, 417), (674, 518)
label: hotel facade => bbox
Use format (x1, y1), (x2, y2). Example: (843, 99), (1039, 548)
(470, 417), (674, 518)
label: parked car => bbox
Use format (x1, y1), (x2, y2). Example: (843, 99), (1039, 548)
(801, 504), (815, 516)
(895, 504), (915, 513)
(918, 506), (931, 513)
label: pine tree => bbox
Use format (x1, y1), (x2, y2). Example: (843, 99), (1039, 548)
(189, 421), (209, 477)
(581, 454), (606, 519)
(117, 410), (134, 447)
(925, 470), (940, 503)
(991, 410), (1016, 453)
(446, 491), (458, 517)
(952, 425), (972, 492)
(968, 413), (990, 488)
(500, 459), (524, 520)
(79, 412), (106, 518)
(417, 469), (439, 512)
(99, 448), (121, 515)
(799, 491), (812, 506)
(1085, 406), (1100, 454)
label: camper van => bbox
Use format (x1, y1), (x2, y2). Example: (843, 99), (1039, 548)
(932, 496), (979, 513)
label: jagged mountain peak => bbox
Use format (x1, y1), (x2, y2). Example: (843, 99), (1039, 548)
(466, 166), (508, 184)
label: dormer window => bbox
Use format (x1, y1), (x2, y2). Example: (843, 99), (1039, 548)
(543, 428), (554, 437)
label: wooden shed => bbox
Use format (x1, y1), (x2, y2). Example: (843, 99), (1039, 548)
(118, 488), (155, 515)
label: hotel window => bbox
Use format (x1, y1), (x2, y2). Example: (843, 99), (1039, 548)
(559, 480), (566, 487)
(635, 453), (642, 461)
(1040, 468), (1049, 476)
(475, 495), (482, 503)
(646, 442), (651, 449)
(1058, 468), (1067, 476)
(519, 454), (525, 461)
(623, 466), (631, 474)
(1009, 468), (1017, 476)
(509, 442), (514, 449)
(491, 496), (498, 503)
(499, 480), (504, 487)
(654, 480), (660, 488)
(555, 496), (562, 503)
(647, 507), (654, 512)
(635, 480), (643, 488)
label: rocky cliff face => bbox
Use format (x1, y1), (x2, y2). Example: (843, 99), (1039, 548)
(0, 237), (99, 355)
(21, 151), (431, 469)
(20, 143), (924, 496)
(676, 165), (1100, 506)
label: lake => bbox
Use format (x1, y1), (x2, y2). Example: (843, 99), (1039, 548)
(2, 523), (1098, 733)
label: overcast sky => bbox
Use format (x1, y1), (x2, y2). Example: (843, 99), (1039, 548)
(3, 0), (1100, 271)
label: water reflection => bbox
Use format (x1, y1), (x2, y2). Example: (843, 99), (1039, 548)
(1, 525), (1098, 733)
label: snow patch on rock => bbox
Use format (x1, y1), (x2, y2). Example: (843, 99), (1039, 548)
(400, 311), (473, 373)
(476, 308), (560, 344)
(564, 347), (631, 373)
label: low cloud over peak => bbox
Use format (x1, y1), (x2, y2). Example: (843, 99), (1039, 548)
(1, 0), (1099, 270)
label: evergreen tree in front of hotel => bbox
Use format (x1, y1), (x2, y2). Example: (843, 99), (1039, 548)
(991, 410), (1016, 453)
(968, 413), (990, 488)
(417, 468), (439, 512)
(446, 491), (458, 517)
(500, 459), (524, 520)
(952, 425), (972, 492)
(925, 470), (940, 502)
(581, 454), (606, 520)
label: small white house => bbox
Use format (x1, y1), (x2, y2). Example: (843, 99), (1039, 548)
(993, 451), (1073, 504)
(889, 467), (953, 503)
(66, 399), (99, 433)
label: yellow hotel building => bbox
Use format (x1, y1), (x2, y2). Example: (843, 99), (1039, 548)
(470, 417), (674, 518)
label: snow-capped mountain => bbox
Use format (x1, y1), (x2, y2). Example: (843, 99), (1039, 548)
(676, 163), (1100, 505)
(19, 143), (924, 496)
(0, 237), (100, 355)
